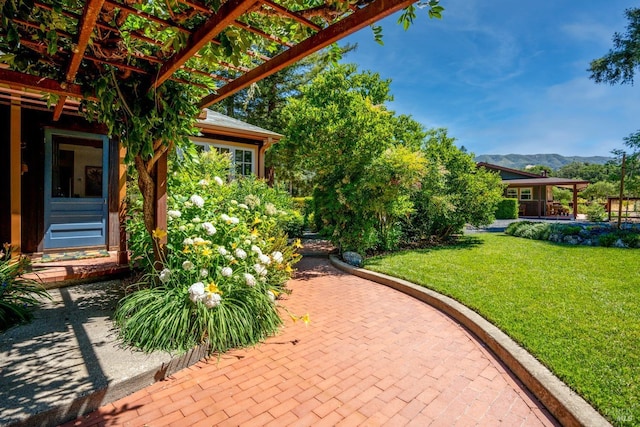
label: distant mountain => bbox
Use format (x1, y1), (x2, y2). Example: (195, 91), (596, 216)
(474, 154), (613, 171)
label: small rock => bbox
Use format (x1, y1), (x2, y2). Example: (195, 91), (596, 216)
(563, 235), (582, 245)
(613, 239), (627, 248)
(342, 251), (363, 267)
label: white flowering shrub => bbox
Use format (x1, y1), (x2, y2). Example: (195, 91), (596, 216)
(116, 150), (304, 354)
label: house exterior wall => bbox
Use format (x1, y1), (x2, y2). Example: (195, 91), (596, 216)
(0, 104), (9, 245)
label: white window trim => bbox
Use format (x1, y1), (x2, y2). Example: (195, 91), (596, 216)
(191, 137), (257, 177)
(506, 188), (518, 198)
(519, 187), (533, 201)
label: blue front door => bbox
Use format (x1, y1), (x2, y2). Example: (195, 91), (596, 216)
(44, 129), (109, 250)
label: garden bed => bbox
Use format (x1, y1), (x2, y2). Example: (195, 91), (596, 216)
(506, 221), (640, 248)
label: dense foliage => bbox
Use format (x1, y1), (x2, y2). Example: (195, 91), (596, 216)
(0, 244), (50, 332)
(505, 221), (640, 248)
(117, 151), (304, 353)
(282, 65), (503, 252)
(405, 129), (504, 242)
(494, 198), (518, 219)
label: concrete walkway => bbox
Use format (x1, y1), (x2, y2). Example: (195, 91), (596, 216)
(61, 257), (557, 427)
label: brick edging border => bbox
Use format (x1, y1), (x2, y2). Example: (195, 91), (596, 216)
(329, 255), (611, 427)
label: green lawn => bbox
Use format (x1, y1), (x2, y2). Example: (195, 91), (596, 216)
(366, 233), (639, 427)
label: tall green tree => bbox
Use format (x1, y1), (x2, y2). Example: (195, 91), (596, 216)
(589, 8), (640, 198)
(283, 64), (426, 252)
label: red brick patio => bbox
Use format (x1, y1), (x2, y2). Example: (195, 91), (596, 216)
(62, 257), (557, 427)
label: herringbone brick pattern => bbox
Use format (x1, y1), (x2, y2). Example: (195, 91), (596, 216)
(63, 257), (557, 427)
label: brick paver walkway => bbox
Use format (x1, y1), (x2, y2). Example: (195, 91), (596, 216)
(63, 257), (557, 427)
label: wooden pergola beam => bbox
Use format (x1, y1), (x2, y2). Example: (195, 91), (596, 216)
(0, 69), (95, 100)
(54, 0), (105, 120)
(199, 0), (415, 108)
(151, 0), (257, 89)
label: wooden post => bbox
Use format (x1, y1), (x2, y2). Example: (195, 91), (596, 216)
(10, 102), (21, 255)
(154, 151), (168, 255)
(618, 153), (626, 230)
(117, 143), (128, 265)
(572, 184), (578, 220)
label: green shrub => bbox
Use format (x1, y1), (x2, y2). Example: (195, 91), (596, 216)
(495, 198), (519, 219)
(586, 204), (607, 222)
(505, 221), (551, 240)
(560, 226), (582, 236)
(598, 233), (618, 247)
(120, 152), (304, 354)
(292, 197), (314, 232)
(0, 244), (50, 332)
(278, 210), (305, 238)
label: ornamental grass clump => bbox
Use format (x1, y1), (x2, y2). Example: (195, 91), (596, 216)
(0, 244), (50, 332)
(117, 151), (303, 354)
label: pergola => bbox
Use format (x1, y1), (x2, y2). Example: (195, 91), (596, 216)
(0, 0), (425, 115)
(1, 0), (437, 259)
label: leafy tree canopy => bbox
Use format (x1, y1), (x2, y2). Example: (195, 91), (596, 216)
(589, 8), (640, 85)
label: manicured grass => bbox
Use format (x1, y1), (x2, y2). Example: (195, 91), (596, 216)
(366, 233), (639, 426)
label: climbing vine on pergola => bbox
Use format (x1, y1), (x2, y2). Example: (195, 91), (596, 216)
(0, 0), (443, 261)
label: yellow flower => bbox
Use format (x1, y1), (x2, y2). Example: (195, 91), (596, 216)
(253, 217), (262, 225)
(231, 242), (238, 249)
(293, 238), (303, 249)
(285, 264), (293, 273)
(201, 248), (212, 257)
(250, 228), (259, 237)
(152, 228), (167, 239)
(205, 282), (222, 295)
(183, 247), (191, 254)
(301, 313), (310, 325)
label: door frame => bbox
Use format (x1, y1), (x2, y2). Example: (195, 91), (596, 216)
(43, 128), (109, 250)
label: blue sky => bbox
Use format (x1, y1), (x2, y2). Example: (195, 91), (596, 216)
(341, 0), (640, 157)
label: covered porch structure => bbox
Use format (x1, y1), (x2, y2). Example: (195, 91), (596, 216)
(478, 162), (589, 220)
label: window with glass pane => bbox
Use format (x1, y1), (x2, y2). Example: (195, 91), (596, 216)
(51, 136), (103, 198)
(506, 188), (518, 198)
(520, 188), (533, 200)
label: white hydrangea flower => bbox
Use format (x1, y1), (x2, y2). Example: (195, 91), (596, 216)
(251, 245), (262, 255)
(244, 239), (252, 246)
(244, 273), (256, 287)
(200, 268), (208, 278)
(272, 251), (284, 264)
(225, 254), (235, 262)
(230, 200), (238, 205)
(193, 237), (205, 245)
(178, 225), (187, 232)
(218, 246), (228, 256)
(190, 194), (205, 208)
(188, 282), (205, 302)
(254, 264), (268, 277)
(234, 248), (247, 260)
(267, 290), (276, 303)
(198, 179), (208, 186)
(221, 266), (233, 277)
(168, 210), (181, 219)
(258, 254), (271, 265)
(192, 216), (201, 223)
(230, 216), (240, 224)
(265, 203), (277, 216)
(159, 268), (171, 283)
(204, 293), (222, 308)
(244, 194), (261, 209)
(183, 237), (194, 245)
(214, 176), (224, 186)
(184, 201), (193, 208)
(182, 260), (195, 271)
(238, 203), (249, 210)
(202, 222), (216, 235)
(221, 213), (231, 223)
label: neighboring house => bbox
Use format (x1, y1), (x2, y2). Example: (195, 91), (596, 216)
(0, 90), (282, 258)
(478, 162), (589, 219)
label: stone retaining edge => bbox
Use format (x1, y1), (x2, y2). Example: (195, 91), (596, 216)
(329, 255), (611, 427)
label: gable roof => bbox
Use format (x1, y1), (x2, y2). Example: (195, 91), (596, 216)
(196, 110), (282, 142)
(476, 162), (543, 178)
